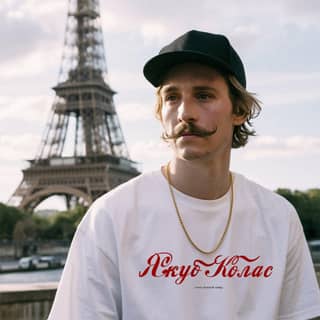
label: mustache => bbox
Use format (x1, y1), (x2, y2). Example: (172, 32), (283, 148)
(162, 122), (218, 140)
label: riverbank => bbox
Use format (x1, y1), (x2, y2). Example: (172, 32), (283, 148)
(0, 268), (63, 284)
(0, 254), (66, 274)
(0, 239), (70, 260)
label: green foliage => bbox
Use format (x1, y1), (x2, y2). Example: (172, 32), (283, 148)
(32, 215), (51, 240)
(0, 203), (87, 241)
(276, 188), (320, 240)
(40, 206), (87, 241)
(0, 203), (26, 239)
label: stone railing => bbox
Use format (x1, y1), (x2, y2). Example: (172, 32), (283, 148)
(0, 282), (57, 320)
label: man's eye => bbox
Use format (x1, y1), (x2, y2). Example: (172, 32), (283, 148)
(196, 93), (213, 100)
(165, 95), (178, 102)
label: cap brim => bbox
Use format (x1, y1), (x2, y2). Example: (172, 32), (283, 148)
(143, 51), (233, 87)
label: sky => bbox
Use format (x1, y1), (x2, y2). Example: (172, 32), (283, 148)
(0, 0), (319, 210)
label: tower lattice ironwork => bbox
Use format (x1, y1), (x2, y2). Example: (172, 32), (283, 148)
(9, 0), (140, 210)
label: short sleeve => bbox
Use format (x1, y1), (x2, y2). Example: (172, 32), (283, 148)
(279, 208), (320, 320)
(47, 204), (122, 320)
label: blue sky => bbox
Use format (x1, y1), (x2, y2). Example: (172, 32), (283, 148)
(0, 0), (319, 209)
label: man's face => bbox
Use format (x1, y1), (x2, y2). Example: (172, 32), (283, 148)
(159, 62), (245, 161)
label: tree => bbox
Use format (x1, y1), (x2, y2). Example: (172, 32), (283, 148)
(276, 189), (320, 240)
(0, 203), (26, 240)
(43, 205), (86, 241)
(12, 217), (36, 258)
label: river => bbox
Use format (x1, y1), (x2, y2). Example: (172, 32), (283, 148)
(0, 269), (62, 284)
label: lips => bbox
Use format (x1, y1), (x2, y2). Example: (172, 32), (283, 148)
(181, 133), (195, 136)
(180, 129), (203, 137)
(180, 132), (200, 137)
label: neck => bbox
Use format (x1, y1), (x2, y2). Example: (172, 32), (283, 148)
(162, 157), (231, 200)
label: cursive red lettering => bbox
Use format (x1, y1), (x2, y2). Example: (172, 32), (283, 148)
(252, 266), (263, 277)
(174, 265), (190, 284)
(139, 252), (172, 278)
(264, 266), (273, 277)
(191, 264), (201, 277)
(211, 258), (228, 277)
(139, 252), (274, 283)
(228, 265), (238, 277)
(162, 265), (179, 277)
(237, 265), (252, 277)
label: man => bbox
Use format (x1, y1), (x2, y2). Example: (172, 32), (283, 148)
(48, 30), (320, 319)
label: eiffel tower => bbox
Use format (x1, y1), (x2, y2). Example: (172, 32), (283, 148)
(9, 0), (140, 210)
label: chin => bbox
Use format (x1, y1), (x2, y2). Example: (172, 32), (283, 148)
(176, 148), (209, 161)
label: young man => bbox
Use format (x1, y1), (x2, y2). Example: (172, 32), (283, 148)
(48, 30), (320, 319)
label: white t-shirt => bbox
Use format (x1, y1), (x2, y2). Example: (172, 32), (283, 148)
(48, 170), (320, 320)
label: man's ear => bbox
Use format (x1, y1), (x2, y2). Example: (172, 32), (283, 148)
(232, 113), (247, 126)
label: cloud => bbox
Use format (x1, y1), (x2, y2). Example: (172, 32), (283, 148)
(282, 0), (320, 26)
(0, 13), (46, 63)
(108, 71), (148, 92)
(241, 135), (320, 160)
(0, 133), (41, 162)
(120, 0), (320, 36)
(130, 139), (171, 171)
(131, 140), (170, 159)
(117, 102), (154, 123)
(0, 2), (64, 82)
(248, 71), (320, 107)
(0, 95), (52, 122)
(0, 0), (65, 64)
(0, 166), (23, 204)
(0, 46), (61, 79)
(16, 0), (66, 19)
(140, 22), (168, 45)
(250, 71), (320, 87)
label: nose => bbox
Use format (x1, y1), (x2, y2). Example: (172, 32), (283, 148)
(177, 96), (198, 123)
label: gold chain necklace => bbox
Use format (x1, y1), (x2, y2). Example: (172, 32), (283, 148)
(165, 163), (234, 255)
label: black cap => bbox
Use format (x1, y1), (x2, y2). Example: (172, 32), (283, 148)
(143, 30), (246, 88)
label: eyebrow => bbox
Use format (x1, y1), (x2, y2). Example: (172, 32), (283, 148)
(160, 85), (218, 95)
(192, 86), (218, 93)
(160, 86), (179, 95)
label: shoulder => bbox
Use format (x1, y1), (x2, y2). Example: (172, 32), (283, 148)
(234, 172), (298, 221)
(234, 173), (304, 248)
(95, 169), (162, 209)
(78, 170), (163, 231)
